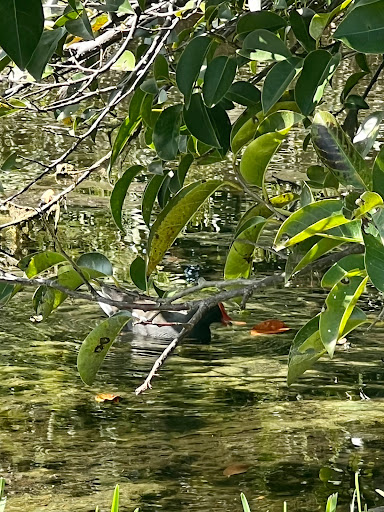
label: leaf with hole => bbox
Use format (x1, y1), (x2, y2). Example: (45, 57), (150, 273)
(77, 312), (131, 385)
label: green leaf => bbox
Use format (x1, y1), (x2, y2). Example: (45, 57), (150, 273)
(321, 253), (365, 288)
(207, 104), (231, 156)
(354, 111), (384, 158)
(285, 237), (342, 281)
(311, 111), (372, 190)
(154, 54), (169, 80)
(224, 216), (266, 279)
(110, 485), (120, 512)
(203, 56), (237, 108)
(110, 165), (144, 230)
(77, 253), (113, 276)
(295, 50), (340, 116)
(240, 29), (292, 61)
(153, 105), (183, 161)
(0, 0), (44, 70)
(334, 0), (384, 53)
(326, 493), (338, 512)
(309, 0), (352, 40)
(373, 145), (384, 198)
(66, 9), (94, 41)
(183, 93), (221, 148)
(340, 71), (368, 103)
(239, 110), (303, 188)
(288, 307), (366, 385)
(169, 153), (194, 193)
(142, 174), (167, 227)
(225, 81), (261, 106)
(240, 493), (251, 512)
(319, 274), (368, 357)
(130, 256), (147, 291)
(176, 36), (213, 105)
(236, 11), (287, 35)
(111, 50), (135, 71)
(230, 104), (262, 154)
(96, 0), (133, 12)
(353, 191), (383, 218)
(27, 28), (66, 81)
(274, 199), (349, 250)
(289, 8), (316, 52)
(262, 57), (303, 114)
(147, 180), (239, 275)
(77, 312), (131, 385)
(19, 251), (67, 278)
(363, 231), (384, 293)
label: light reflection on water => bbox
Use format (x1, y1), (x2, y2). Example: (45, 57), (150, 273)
(1, 60), (384, 512)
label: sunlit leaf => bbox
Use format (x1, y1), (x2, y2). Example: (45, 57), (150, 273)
(147, 180), (240, 275)
(111, 50), (135, 71)
(224, 216), (266, 279)
(240, 29), (292, 61)
(0, 0), (44, 70)
(110, 165), (144, 230)
(352, 191), (383, 218)
(19, 251), (67, 278)
(354, 111), (384, 158)
(77, 313), (131, 385)
(295, 51), (340, 116)
(321, 253), (365, 288)
(311, 111), (372, 190)
(319, 274), (368, 357)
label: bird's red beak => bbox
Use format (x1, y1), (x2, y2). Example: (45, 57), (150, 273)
(219, 303), (232, 325)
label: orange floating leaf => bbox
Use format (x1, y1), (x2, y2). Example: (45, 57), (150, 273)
(95, 393), (122, 403)
(223, 463), (250, 477)
(250, 319), (290, 336)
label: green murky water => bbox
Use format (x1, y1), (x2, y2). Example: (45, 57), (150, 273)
(2, 60), (384, 512)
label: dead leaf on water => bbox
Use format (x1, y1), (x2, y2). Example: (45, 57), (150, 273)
(250, 319), (290, 336)
(223, 463), (250, 477)
(95, 393), (122, 403)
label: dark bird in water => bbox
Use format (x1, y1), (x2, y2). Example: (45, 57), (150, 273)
(98, 285), (232, 342)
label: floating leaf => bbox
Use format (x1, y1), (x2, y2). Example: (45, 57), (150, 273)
(223, 464), (250, 477)
(95, 393), (122, 403)
(176, 36), (213, 105)
(262, 57), (303, 114)
(153, 105), (183, 161)
(250, 319), (290, 335)
(295, 51), (340, 116)
(0, 0), (44, 70)
(311, 111), (372, 190)
(110, 165), (144, 230)
(78, 313), (131, 385)
(224, 216), (266, 279)
(240, 29), (292, 61)
(319, 274), (368, 357)
(147, 180), (239, 275)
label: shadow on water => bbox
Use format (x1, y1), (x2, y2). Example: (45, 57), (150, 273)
(2, 61), (384, 512)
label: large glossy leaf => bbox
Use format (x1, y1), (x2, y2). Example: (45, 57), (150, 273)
(334, 0), (384, 53)
(176, 36), (213, 105)
(289, 9), (316, 52)
(27, 27), (66, 81)
(224, 216), (266, 279)
(288, 307), (366, 385)
(77, 312), (131, 385)
(262, 57), (303, 114)
(153, 104), (183, 161)
(319, 274), (368, 357)
(0, 0), (44, 70)
(274, 199), (349, 250)
(19, 251), (67, 278)
(147, 180), (240, 275)
(373, 146), (384, 198)
(240, 29), (292, 61)
(110, 165), (144, 230)
(225, 81), (261, 107)
(236, 11), (287, 35)
(203, 56), (237, 108)
(354, 111), (384, 158)
(311, 111), (372, 190)
(295, 50), (340, 116)
(77, 253), (113, 276)
(363, 231), (384, 293)
(321, 253), (365, 288)
(239, 111), (303, 188)
(183, 93), (221, 148)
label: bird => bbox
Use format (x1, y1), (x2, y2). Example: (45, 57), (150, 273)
(98, 285), (232, 342)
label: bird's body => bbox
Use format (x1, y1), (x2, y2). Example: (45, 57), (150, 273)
(98, 285), (231, 341)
